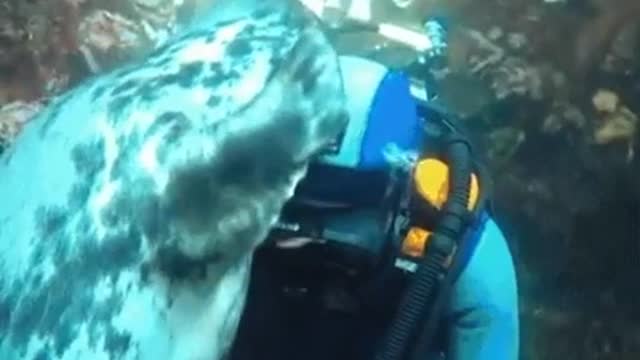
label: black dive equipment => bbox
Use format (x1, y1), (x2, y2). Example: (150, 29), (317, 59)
(262, 162), (404, 313)
(260, 108), (488, 359)
(376, 129), (480, 360)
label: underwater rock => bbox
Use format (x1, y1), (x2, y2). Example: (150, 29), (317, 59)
(542, 101), (586, 134)
(77, 9), (154, 73)
(492, 57), (543, 100)
(131, 0), (182, 46)
(506, 32), (527, 51)
(591, 88), (637, 160)
(0, 101), (43, 152)
(593, 108), (637, 160)
(592, 89), (619, 113)
(605, 21), (640, 72)
(486, 126), (526, 164)
(432, 72), (494, 117)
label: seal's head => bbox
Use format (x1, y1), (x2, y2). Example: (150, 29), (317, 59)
(152, 3), (349, 266)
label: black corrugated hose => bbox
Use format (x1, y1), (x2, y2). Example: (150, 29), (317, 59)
(374, 132), (473, 360)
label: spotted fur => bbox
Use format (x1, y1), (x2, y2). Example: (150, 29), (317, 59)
(0, 2), (347, 359)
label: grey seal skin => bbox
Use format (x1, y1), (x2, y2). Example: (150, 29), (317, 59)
(0, 1), (347, 359)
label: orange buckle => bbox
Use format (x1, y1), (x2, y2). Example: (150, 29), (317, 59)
(401, 227), (432, 258)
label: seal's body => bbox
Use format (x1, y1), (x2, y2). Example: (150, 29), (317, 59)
(0, 2), (347, 359)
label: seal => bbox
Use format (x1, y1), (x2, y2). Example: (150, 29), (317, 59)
(0, 1), (348, 359)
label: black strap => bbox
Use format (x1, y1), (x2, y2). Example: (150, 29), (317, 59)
(375, 132), (483, 360)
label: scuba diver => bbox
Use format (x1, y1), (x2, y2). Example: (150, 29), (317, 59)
(229, 55), (519, 360)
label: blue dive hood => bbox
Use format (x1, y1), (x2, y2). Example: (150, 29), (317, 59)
(296, 56), (423, 207)
(320, 55), (423, 170)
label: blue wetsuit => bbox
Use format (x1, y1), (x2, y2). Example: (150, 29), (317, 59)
(445, 217), (519, 360)
(320, 55), (520, 360)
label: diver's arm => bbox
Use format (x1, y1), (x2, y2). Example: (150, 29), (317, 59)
(445, 217), (520, 360)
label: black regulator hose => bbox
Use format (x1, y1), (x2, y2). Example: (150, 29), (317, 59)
(374, 132), (473, 360)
